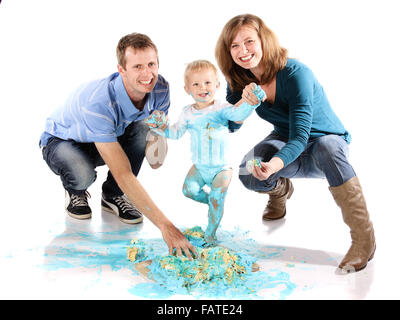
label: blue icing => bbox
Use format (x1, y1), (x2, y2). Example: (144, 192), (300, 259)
(144, 110), (168, 128)
(183, 226), (207, 247)
(145, 245), (258, 297)
(42, 226), (296, 299)
(44, 228), (144, 272)
(128, 226), (296, 299)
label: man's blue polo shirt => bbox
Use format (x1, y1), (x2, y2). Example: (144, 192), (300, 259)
(39, 72), (170, 147)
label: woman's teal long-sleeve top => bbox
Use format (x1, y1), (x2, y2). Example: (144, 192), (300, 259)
(227, 58), (351, 167)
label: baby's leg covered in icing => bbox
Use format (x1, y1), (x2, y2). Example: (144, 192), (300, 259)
(182, 165), (209, 204)
(205, 169), (233, 244)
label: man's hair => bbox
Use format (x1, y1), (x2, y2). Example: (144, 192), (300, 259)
(215, 14), (287, 92)
(116, 33), (158, 69)
(184, 60), (219, 85)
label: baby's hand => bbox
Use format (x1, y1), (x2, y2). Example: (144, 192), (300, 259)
(242, 83), (266, 106)
(253, 85), (266, 104)
(144, 110), (169, 130)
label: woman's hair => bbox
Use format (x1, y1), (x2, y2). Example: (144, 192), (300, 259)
(116, 33), (158, 69)
(184, 59), (219, 85)
(215, 14), (288, 92)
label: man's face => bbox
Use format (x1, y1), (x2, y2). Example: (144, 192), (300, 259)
(118, 46), (159, 101)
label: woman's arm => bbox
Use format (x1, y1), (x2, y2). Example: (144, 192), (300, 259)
(273, 68), (314, 167)
(251, 68), (314, 181)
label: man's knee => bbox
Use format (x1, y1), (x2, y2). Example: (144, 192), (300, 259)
(66, 165), (97, 191)
(51, 141), (97, 190)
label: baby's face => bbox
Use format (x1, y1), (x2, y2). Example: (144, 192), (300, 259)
(185, 68), (219, 106)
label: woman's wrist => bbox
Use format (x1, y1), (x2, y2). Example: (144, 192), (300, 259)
(269, 156), (284, 173)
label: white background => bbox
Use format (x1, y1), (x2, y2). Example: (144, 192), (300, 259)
(1, 0), (400, 299)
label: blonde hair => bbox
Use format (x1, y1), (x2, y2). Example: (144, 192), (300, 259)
(116, 33), (158, 69)
(184, 60), (219, 85)
(215, 14), (287, 92)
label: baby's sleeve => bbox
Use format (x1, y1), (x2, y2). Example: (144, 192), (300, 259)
(155, 108), (188, 140)
(219, 101), (257, 122)
(219, 85), (266, 122)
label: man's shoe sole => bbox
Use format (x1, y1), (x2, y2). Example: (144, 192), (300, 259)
(66, 210), (92, 220)
(101, 200), (143, 224)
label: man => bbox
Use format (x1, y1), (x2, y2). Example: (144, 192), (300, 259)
(40, 33), (196, 258)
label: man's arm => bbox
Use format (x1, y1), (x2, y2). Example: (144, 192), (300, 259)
(95, 141), (196, 258)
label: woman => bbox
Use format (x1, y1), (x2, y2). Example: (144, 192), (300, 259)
(215, 14), (375, 272)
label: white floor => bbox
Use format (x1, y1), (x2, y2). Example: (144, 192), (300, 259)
(1, 0), (400, 301)
(1, 151), (399, 300)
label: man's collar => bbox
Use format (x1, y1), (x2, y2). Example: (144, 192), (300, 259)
(114, 74), (142, 117)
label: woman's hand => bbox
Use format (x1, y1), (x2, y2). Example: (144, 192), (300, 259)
(251, 157), (284, 181)
(242, 82), (267, 106)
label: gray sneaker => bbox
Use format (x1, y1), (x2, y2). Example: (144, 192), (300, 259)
(101, 194), (143, 224)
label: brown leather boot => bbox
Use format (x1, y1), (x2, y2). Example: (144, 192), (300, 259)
(329, 176), (376, 272)
(262, 178), (294, 220)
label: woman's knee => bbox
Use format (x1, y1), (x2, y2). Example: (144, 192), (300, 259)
(238, 153), (272, 192)
(312, 135), (348, 163)
(311, 135), (355, 186)
(238, 171), (277, 192)
(238, 171), (255, 190)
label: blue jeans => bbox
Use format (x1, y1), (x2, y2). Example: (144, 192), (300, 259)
(239, 133), (356, 192)
(42, 120), (150, 197)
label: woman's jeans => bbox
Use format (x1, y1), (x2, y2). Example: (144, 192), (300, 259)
(239, 133), (356, 192)
(42, 120), (150, 197)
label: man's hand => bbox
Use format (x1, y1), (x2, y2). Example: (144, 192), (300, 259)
(160, 223), (198, 260)
(144, 110), (169, 131)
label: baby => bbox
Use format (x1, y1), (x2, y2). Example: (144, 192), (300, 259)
(146, 60), (265, 245)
